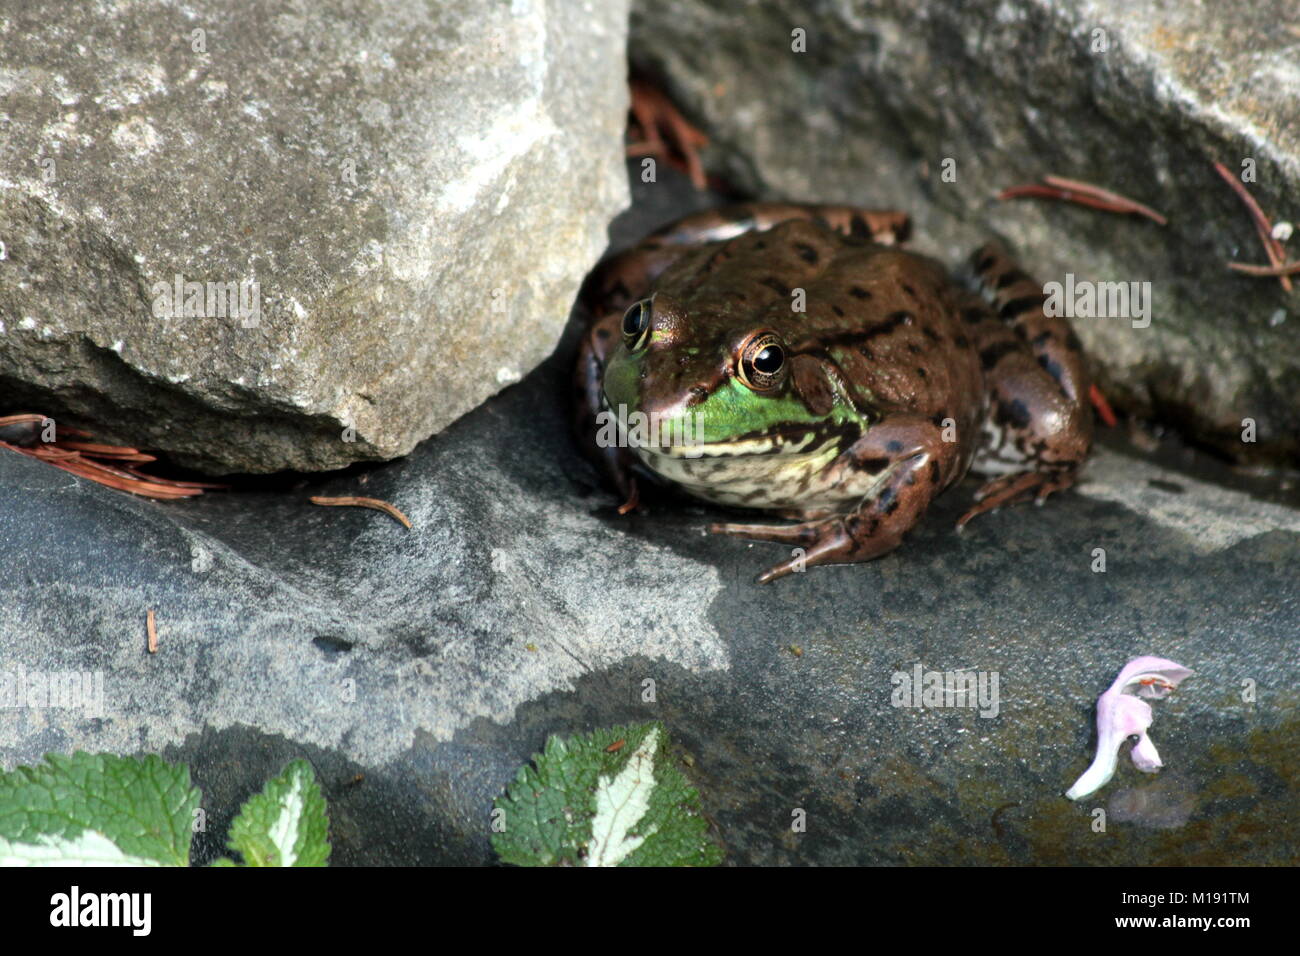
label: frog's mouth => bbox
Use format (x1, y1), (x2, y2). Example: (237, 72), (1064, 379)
(601, 394), (853, 460)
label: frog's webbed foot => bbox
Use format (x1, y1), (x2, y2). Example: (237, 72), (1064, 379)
(957, 469), (1078, 529)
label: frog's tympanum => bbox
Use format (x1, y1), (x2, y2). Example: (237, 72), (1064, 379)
(574, 204), (1093, 583)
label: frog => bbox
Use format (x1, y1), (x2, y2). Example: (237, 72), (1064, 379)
(574, 203), (1093, 583)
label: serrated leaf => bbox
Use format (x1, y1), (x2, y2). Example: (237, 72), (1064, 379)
(226, 759), (330, 866)
(0, 752), (199, 866)
(492, 722), (722, 867)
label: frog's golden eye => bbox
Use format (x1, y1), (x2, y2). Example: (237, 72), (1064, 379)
(737, 332), (787, 391)
(621, 298), (652, 350)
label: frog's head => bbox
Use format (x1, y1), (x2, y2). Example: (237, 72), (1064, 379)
(600, 293), (864, 468)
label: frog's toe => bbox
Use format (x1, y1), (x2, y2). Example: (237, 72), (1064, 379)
(958, 470), (1075, 527)
(755, 556), (804, 585)
(616, 477), (641, 515)
(708, 519), (818, 545)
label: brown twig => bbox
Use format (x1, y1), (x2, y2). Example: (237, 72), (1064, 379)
(0, 413), (226, 499)
(310, 495), (412, 529)
(1226, 260), (1300, 277)
(1088, 384), (1118, 428)
(146, 609), (159, 654)
(627, 78), (709, 190)
(1212, 161), (1292, 292)
(997, 177), (1168, 225)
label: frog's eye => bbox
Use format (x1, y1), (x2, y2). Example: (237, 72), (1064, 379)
(621, 298), (652, 350)
(737, 332), (787, 391)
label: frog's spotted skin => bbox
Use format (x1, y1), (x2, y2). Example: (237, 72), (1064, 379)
(574, 203), (1093, 582)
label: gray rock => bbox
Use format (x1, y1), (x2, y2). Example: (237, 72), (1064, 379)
(2, 157), (1297, 862)
(0, 0), (629, 474)
(629, 0), (1300, 464)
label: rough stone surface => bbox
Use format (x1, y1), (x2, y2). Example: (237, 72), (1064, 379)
(0, 0), (630, 474)
(2, 167), (1297, 864)
(630, 0), (1300, 464)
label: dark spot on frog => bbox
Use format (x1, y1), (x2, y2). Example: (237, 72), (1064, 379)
(930, 412), (948, 428)
(995, 269), (1030, 290)
(979, 342), (1019, 369)
(795, 243), (819, 264)
(885, 440), (903, 454)
(929, 460), (941, 484)
(858, 345), (875, 360)
(877, 485), (899, 515)
(1065, 331), (1083, 352)
(972, 252), (996, 273)
(916, 367), (927, 379)
(761, 277), (791, 296)
(998, 398), (1032, 429)
(922, 327), (942, 343)
(907, 343), (922, 355)
(999, 293), (1048, 320)
(595, 327), (610, 340)
(1148, 478), (1185, 494)
(901, 283), (917, 297)
(850, 286), (871, 299)
(832, 304), (844, 317)
(755, 240), (767, 250)
(1031, 330), (1053, 347)
(312, 635), (355, 656)
(961, 307), (986, 325)
(857, 456), (890, 474)
(953, 334), (970, 349)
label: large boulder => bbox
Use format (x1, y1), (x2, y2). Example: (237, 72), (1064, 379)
(0, 0), (630, 473)
(630, 0), (1300, 463)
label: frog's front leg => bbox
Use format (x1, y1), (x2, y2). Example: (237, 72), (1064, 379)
(710, 415), (960, 583)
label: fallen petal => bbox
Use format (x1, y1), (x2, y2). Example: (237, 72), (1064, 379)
(1066, 656), (1191, 801)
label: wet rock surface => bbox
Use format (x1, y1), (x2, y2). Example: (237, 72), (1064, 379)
(629, 0), (1300, 464)
(2, 166), (1297, 865)
(0, 0), (629, 474)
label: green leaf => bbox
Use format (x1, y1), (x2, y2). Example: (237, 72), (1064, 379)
(492, 722), (722, 867)
(226, 759), (330, 866)
(0, 752), (199, 866)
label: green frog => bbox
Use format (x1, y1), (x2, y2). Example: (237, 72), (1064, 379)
(574, 203), (1093, 583)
